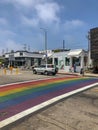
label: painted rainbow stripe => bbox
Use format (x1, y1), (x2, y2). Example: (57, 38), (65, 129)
(0, 76), (98, 122)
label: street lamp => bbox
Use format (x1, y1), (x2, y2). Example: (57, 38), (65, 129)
(86, 31), (91, 67)
(40, 28), (47, 64)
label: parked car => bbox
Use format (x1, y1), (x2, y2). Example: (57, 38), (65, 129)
(33, 64), (58, 75)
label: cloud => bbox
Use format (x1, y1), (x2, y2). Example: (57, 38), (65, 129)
(0, 29), (16, 36)
(1, 0), (61, 24)
(35, 2), (60, 23)
(13, 0), (34, 8)
(21, 15), (39, 27)
(0, 29), (16, 40)
(0, 17), (8, 25)
(14, 0), (47, 8)
(5, 39), (22, 51)
(64, 20), (86, 30)
(15, 0), (61, 24)
(0, 29), (17, 54)
(0, 0), (33, 7)
(0, 0), (46, 8)
(0, 39), (23, 54)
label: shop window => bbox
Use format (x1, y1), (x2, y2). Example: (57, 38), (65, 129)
(54, 58), (58, 65)
(65, 57), (70, 66)
(20, 52), (23, 56)
(72, 57), (80, 66)
(84, 56), (87, 66)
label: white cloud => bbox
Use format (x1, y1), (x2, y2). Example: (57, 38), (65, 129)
(5, 39), (22, 51)
(21, 15), (39, 27)
(0, 0), (32, 6)
(1, 0), (61, 24)
(0, 17), (8, 25)
(14, 0), (47, 7)
(35, 2), (60, 23)
(0, 29), (17, 54)
(64, 20), (85, 30)
(0, 39), (23, 54)
(0, 0), (45, 8)
(13, 0), (34, 7)
(0, 29), (16, 37)
(14, 0), (61, 24)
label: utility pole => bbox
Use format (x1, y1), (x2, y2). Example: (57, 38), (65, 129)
(28, 45), (30, 52)
(40, 28), (47, 64)
(87, 31), (92, 67)
(24, 44), (27, 51)
(63, 40), (65, 51)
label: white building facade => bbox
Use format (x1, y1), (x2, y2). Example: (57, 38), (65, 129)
(52, 49), (88, 73)
(4, 50), (44, 68)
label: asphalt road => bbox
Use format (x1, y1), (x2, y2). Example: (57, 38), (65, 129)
(0, 70), (68, 85)
(1, 70), (98, 130)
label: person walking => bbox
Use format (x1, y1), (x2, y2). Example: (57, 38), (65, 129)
(80, 68), (84, 76)
(74, 63), (76, 72)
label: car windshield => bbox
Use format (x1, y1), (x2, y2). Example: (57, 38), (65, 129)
(47, 65), (54, 68)
(39, 65), (45, 68)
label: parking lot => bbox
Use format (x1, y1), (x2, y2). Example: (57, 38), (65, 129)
(1, 70), (98, 130)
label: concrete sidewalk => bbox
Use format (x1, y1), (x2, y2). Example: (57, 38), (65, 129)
(58, 70), (98, 77)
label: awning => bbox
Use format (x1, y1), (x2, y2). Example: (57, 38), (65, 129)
(68, 49), (83, 57)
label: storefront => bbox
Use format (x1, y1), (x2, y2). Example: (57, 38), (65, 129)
(4, 50), (44, 68)
(67, 49), (88, 72)
(52, 49), (88, 73)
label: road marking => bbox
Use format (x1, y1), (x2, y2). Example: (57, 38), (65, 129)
(0, 77), (98, 128)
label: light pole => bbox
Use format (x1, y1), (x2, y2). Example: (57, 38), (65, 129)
(87, 31), (92, 67)
(40, 28), (47, 64)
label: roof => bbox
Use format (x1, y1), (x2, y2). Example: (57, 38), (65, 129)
(68, 49), (83, 56)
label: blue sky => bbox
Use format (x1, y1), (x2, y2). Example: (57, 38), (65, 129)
(0, 0), (98, 54)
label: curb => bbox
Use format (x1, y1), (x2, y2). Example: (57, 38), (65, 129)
(58, 72), (80, 76)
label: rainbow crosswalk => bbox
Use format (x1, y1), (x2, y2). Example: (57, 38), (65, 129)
(0, 76), (98, 127)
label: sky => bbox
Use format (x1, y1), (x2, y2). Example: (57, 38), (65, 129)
(0, 0), (98, 54)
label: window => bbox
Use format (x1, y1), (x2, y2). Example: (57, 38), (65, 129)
(40, 65), (45, 68)
(54, 58), (58, 65)
(47, 64), (54, 68)
(72, 57), (80, 66)
(20, 52), (23, 56)
(65, 57), (70, 66)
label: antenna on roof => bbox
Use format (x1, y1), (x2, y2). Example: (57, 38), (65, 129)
(63, 40), (65, 51)
(28, 45), (30, 51)
(2, 49), (4, 55)
(6, 48), (8, 53)
(23, 44), (27, 51)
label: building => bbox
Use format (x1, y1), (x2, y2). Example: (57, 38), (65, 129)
(52, 49), (88, 73)
(4, 50), (44, 68)
(90, 27), (98, 68)
(3, 49), (88, 73)
(90, 27), (98, 60)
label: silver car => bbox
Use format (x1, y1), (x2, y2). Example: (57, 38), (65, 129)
(33, 64), (58, 75)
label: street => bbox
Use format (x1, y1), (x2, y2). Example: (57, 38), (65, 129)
(0, 70), (98, 130)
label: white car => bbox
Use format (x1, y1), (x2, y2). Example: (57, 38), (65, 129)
(33, 64), (58, 75)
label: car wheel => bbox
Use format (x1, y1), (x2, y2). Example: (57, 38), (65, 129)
(33, 70), (37, 74)
(52, 72), (56, 75)
(44, 71), (48, 75)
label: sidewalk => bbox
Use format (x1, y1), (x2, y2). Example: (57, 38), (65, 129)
(58, 70), (98, 77)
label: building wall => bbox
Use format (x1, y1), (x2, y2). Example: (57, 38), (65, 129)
(4, 51), (44, 68)
(90, 27), (98, 59)
(52, 49), (88, 73)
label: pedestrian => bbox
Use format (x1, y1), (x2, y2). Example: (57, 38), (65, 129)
(80, 68), (84, 76)
(74, 63), (76, 72)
